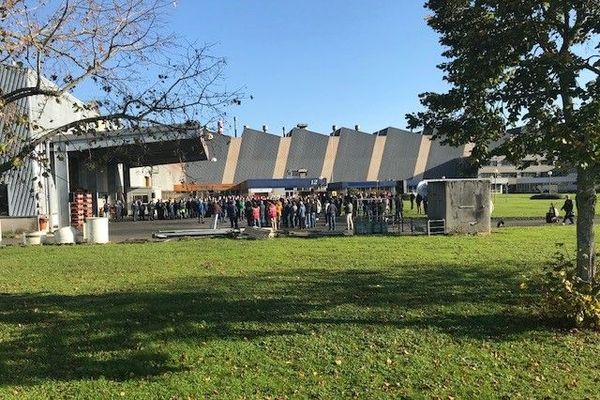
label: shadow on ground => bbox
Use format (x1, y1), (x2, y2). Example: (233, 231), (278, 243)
(0, 265), (544, 384)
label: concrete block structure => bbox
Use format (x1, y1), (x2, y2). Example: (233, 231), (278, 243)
(427, 179), (492, 234)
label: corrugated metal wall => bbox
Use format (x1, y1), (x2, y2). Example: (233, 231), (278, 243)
(423, 140), (468, 179)
(0, 65), (37, 216)
(330, 128), (375, 182)
(233, 128), (280, 182)
(1, 64), (103, 217)
(378, 128), (423, 180)
(185, 133), (229, 183)
(284, 128), (329, 178)
(176, 127), (469, 186)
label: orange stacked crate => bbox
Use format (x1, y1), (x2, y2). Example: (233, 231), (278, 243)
(70, 192), (93, 228)
(84, 193), (93, 218)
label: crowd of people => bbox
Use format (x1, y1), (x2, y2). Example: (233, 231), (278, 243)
(103, 191), (418, 231)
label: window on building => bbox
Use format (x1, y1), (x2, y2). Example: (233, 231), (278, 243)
(0, 184), (8, 216)
(540, 159), (555, 166)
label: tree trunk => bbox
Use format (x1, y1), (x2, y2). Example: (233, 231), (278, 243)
(576, 167), (597, 282)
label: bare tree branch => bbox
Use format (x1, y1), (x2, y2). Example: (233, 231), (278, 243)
(0, 0), (243, 176)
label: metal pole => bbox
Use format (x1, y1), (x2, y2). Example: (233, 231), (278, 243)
(493, 168), (498, 203)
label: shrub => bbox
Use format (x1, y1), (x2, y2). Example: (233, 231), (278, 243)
(531, 245), (600, 329)
(530, 194), (565, 200)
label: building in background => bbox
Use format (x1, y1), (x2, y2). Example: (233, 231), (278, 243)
(478, 156), (576, 194)
(134, 124), (476, 196)
(0, 63), (209, 229)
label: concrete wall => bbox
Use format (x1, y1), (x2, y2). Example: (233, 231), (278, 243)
(427, 179), (491, 234)
(0, 217), (38, 234)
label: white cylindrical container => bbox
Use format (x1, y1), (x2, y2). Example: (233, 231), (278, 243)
(86, 217), (109, 244)
(54, 226), (78, 244)
(23, 231), (45, 245)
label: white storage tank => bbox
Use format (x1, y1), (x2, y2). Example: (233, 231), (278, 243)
(23, 231), (46, 245)
(54, 226), (79, 244)
(85, 217), (110, 244)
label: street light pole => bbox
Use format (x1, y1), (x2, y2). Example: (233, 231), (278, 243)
(493, 168), (499, 203)
(548, 170), (553, 194)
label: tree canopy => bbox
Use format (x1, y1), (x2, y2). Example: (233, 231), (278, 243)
(408, 0), (600, 280)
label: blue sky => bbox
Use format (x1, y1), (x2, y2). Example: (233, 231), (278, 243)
(170, 1), (447, 135)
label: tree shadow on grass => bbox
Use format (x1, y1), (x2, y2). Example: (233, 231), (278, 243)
(0, 264), (544, 385)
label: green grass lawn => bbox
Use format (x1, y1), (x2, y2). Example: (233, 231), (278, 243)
(1, 227), (599, 398)
(490, 193), (600, 218)
(399, 193), (600, 219)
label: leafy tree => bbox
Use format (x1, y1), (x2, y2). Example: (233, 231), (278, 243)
(0, 0), (237, 175)
(407, 1), (600, 281)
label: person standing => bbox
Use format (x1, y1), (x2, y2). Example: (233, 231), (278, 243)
(252, 202), (261, 227)
(415, 194), (423, 214)
(345, 200), (354, 231)
(298, 201), (306, 229)
(103, 201), (111, 219)
(115, 200), (123, 222)
(561, 195), (575, 225)
(197, 199), (205, 223)
(226, 200), (239, 229)
(259, 200), (267, 227)
(147, 200), (155, 221)
(211, 200), (222, 230)
(245, 201), (253, 227)
(268, 201), (278, 231)
(395, 194), (404, 222)
(328, 200), (338, 231)
(132, 200), (140, 222)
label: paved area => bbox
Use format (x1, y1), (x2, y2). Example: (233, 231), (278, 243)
(1, 216), (595, 246)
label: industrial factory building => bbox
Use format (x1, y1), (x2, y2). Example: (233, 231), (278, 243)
(135, 125), (475, 196)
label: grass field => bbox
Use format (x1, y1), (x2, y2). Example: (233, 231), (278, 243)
(491, 193), (600, 218)
(399, 193), (600, 219)
(1, 227), (599, 398)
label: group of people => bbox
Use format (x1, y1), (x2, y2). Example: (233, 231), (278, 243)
(207, 195), (351, 231)
(102, 190), (410, 232)
(546, 195), (575, 225)
(103, 198), (206, 222)
(408, 192), (428, 214)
